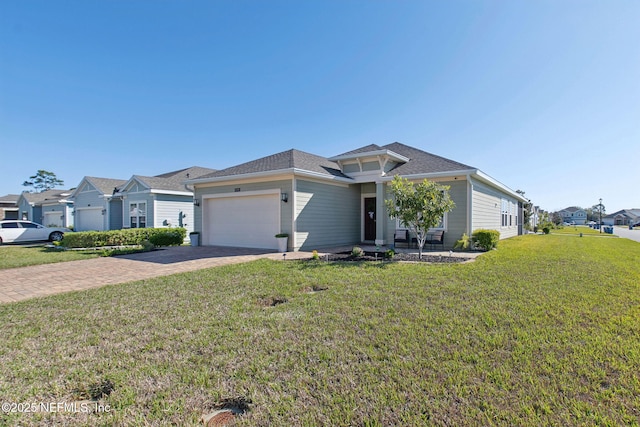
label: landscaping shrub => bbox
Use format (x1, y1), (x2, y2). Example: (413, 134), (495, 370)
(61, 228), (187, 248)
(453, 233), (471, 251)
(148, 230), (185, 247)
(351, 246), (364, 257)
(471, 229), (500, 251)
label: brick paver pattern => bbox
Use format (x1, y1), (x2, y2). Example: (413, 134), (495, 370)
(0, 246), (314, 304)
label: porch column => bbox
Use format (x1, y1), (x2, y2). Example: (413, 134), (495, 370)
(375, 182), (387, 246)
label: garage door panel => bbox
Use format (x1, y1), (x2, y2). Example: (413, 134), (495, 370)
(44, 212), (62, 227)
(206, 194), (280, 249)
(76, 209), (104, 231)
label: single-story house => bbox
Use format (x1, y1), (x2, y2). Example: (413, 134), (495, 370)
(186, 142), (528, 251)
(69, 177), (128, 231)
(16, 189), (74, 228)
(114, 166), (216, 233)
(0, 194), (19, 220)
(603, 209), (640, 226)
(558, 207), (587, 225)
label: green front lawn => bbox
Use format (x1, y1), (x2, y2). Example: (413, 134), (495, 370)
(551, 225), (615, 236)
(0, 246), (151, 270)
(0, 246), (102, 269)
(1, 235), (639, 426)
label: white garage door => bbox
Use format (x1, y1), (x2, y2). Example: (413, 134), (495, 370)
(76, 208), (104, 231)
(205, 193), (280, 249)
(43, 211), (62, 227)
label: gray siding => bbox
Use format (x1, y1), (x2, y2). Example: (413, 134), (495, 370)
(471, 181), (519, 239)
(361, 182), (376, 194)
(154, 195), (195, 233)
(295, 179), (360, 250)
(443, 180), (468, 247)
(195, 179), (293, 236)
(383, 179), (468, 249)
(18, 199), (32, 221)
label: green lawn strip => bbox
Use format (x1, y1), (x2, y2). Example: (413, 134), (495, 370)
(0, 246), (102, 269)
(0, 235), (639, 425)
(550, 226), (616, 237)
(0, 246), (151, 270)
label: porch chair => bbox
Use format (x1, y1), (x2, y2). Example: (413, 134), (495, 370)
(425, 230), (445, 250)
(393, 229), (411, 248)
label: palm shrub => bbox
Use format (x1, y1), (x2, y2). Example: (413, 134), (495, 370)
(453, 233), (471, 251)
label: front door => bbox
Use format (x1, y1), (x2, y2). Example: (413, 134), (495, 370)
(364, 197), (376, 241)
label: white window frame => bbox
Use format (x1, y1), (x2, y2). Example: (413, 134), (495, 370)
(501, 199), (508, 227)
(395, 213), (447, 231)
(129, 201), (147, 229)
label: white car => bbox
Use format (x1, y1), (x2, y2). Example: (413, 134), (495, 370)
(0, 220), (72, 244)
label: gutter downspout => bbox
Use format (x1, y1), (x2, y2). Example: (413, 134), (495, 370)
(291, 177), (297, 251)
(467, 174), (473, 236)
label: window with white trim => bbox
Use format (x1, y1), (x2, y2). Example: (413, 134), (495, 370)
(501, 199), (508, 227)
(395, 214), (446, 230)
(129, 202), (147, 228)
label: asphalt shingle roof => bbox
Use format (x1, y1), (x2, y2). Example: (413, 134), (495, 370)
(194, 143), (476, 182)
(21, 189), (73, 204)
(85, 177), (128, 195)
(332, 144), (385, 157)
(134, 166), (217, 192)
(196, 150), (350, 180)
(382, 142), (475, 175)
(0, 194), (19, 203)
(561, 206), (584, 213)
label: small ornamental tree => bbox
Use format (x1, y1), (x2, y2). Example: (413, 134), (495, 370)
(385, 176), (455, 259)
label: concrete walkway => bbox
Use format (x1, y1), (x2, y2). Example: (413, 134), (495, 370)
(0, 246), (314, 304)
(612, 226), (640, 243)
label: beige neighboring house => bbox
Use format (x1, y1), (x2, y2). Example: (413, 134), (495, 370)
(0, 194), (19, 220)
(603, 209), (640, 226)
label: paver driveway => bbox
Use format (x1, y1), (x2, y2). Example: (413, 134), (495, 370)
(0, 246), (313, 303)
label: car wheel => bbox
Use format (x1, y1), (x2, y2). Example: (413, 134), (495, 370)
(49, 231), (64, 242)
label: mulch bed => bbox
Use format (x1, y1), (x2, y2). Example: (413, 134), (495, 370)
(322, 251), (471, 263)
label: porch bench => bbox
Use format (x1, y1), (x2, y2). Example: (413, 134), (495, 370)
(425, 230), (445, 250)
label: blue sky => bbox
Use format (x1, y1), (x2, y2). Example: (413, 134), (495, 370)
(1, 0), (638, 213)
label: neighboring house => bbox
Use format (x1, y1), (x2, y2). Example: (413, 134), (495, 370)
(558, 207), (587, 225)
(115, 166), (216, 234)
(186, 142), (528, 251)
(530, 205), (541, 230)
(0, 194), (19, 220)
(70, 177), (127, 231)
(17, 189), (74, 228)
(603, 209), (640, 226)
